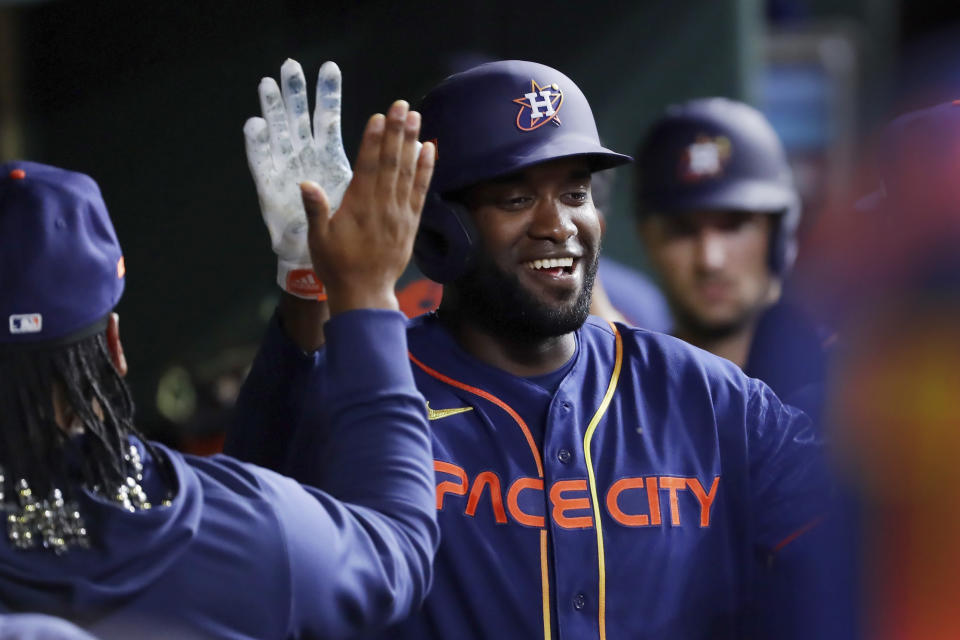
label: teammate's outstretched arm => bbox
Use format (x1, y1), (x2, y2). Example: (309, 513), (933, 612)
(274, 132), (438, 629)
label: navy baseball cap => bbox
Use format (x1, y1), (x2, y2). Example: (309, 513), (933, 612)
(637, 98), (798, 216)
(0, 161), (125, 346)
(419, 60), (632, 195)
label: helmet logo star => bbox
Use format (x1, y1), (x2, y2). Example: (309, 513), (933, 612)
(513, 80), (564, 131)
(679, 134), (732, 182)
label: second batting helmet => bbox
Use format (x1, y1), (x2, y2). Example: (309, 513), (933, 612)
(414, 60), (632, 283)
(635, 98), (801, 276)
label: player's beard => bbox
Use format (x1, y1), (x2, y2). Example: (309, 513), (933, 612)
(451, 251), (599, 342)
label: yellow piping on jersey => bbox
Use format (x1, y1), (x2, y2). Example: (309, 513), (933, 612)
(540, 529), (551, 640)
(582, 322), (623, 640)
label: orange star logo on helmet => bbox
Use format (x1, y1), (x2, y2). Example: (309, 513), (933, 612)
(678, 135), (733, 182)
(513, 80), (564, 131)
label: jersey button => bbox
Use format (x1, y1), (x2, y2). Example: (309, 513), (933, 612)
(557, 448), (572, 464)
(573, 593), (586, 610)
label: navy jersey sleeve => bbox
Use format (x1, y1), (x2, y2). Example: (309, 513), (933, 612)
(744, 380), (854, 639)
(746, 377), (828, 553)
(224, 310), (320, 469)
(258, 310), (438, 636)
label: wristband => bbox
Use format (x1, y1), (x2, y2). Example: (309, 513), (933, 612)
(278, 260), (327, 301)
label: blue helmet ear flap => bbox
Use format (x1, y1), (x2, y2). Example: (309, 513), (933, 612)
(770, 197), (801, 277)
(414, 192), (477, 284)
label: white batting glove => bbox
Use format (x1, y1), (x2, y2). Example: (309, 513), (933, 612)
(243, 59), (353, 299)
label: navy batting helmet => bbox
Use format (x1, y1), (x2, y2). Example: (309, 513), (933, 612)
(635, 98), (801, 276)
(414, 60), (632, 283)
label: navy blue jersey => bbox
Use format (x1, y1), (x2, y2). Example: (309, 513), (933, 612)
(0, 311), (438, 640)
(229, 312), (828, 640)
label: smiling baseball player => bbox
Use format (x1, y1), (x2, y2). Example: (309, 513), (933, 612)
(228, 59), (832, 640)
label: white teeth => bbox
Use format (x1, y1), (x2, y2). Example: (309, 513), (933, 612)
(525, 257), (574, 270)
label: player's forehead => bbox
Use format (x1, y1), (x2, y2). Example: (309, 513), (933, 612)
(467, 157), (592, 194)
(649, 209), (774, 228)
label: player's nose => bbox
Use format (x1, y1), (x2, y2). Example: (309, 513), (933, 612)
(528, 198), (577, 243)
(695, 228), (727, 270)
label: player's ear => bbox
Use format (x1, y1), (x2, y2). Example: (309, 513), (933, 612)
(105, 312), (128, 377)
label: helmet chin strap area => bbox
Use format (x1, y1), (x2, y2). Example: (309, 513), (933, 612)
(413, 194), (477, 284)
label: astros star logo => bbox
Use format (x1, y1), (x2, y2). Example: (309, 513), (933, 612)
(679, 134), (732, 182)
(513, 80), (564, 132)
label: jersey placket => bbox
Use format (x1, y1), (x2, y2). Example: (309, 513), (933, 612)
(543, 321), (623, 640)
(544, 389), (600, 639)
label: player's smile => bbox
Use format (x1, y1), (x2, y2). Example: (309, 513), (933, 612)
(520, 253), (580, 289)
(522, 256), (575, 273)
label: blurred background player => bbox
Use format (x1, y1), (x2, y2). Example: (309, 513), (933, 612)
(633, 98), (831, 418)
(0, 156), (436, 637)
(629, 100), (855, 638)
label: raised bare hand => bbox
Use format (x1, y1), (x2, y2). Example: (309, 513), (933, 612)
(300, 101), (435, 315)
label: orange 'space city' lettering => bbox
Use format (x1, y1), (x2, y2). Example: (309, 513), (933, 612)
(433, 461), (721, 529)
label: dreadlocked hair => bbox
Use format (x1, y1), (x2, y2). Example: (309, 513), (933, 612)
(0, 329), (173, 506)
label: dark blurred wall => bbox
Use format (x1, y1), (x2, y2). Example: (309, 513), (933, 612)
(2, 0), (759, 437)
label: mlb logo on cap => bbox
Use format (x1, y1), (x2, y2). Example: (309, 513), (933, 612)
(0, 161), (125, 346)
(9, 314), (42, 335)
